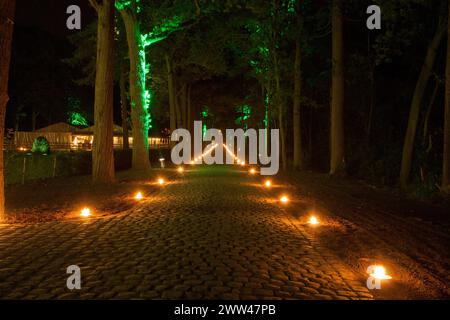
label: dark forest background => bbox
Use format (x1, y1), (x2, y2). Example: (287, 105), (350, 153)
(6, 0), (449, 195)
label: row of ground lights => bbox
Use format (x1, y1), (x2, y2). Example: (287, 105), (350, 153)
(248, 165), (392, 285)
(79, 166), (185, 218)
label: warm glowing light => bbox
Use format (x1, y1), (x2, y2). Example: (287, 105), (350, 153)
(80, 208), (91, 217)
(193, 143), (220, 164)
(308, 216), (319, 225)
(135, 192), (143, 200)
(158, 178), (165, 185)
(264, 180), (272, 188)
(280, 196), (289, 204)
(370, 265), (392, 280)
(249, 168), (256, 174)
(240, 161), (245, 166)
(177, 167), (184, 173)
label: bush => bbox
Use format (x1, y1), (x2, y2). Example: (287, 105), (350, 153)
(31, 136), (50, 154)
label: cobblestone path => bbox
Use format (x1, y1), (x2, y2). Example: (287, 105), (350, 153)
(0, 166), (372, 299)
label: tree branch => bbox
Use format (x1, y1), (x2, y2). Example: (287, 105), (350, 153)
(88, 0), (101, 12)
(194, 0), (201, 16)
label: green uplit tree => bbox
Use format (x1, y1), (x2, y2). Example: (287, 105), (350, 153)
(244, 0), (293, 170)
(115, 0), (191, 170)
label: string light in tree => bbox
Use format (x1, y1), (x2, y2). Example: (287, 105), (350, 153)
(192, 143), (219, 164)
(223, 143), (244, 164)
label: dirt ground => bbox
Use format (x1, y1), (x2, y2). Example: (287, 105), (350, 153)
(5, 169), (176, 224)
(4, 166), (450, 299)
(279, 171), (450, 299)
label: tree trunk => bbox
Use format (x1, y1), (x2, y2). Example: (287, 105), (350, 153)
(119, 9), (151, 171)
(330, 0), (345, 176)
(175, 82), (184, 129)
(0, 0), (16, 221)
(293, 25), (303, 170)
(31, 107), (38, 131)
(165, 54), (177, 134)
(423, 78), (439, 142)
(187, 84), (192, 133)
(120, 62), (129, 150)
(443, 2), (450, 192)
(91, 0), (115, 183)
(366, 64), (375, 144)
(179, 83), (187, 129)
(274, 52), (286, 171)
(400, 20), (446, 186)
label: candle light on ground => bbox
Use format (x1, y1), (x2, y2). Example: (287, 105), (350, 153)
(308, 216), (319, 225)
(249, 168), (256, 174)
(80, 207), (91, 217)
(177, 167), (184, 173)
(280, 195), (289, 204)
(158, 178), (165, 185)
(135, 192), (143, 200)
(369, 265), (392, 280)
(264, 180), (272, 188)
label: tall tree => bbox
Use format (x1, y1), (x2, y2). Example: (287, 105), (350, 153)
(443, 0), (450, 192)
(119, 61), (130, 150)
(116, 1), (151, 171)
(89, 0), (115, 183)
(0, 0), (16, 221)
(293, 1), (303, 170)
(165, 53), (177, 134)
(330, 0), (345, 175)
(399, 16), (446, 186)
(116, 0), (190, 170)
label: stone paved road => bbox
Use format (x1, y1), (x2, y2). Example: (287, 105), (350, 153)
(0, 166), (372, 299)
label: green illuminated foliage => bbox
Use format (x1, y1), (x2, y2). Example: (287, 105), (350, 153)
(66, 97), (88, 127)
(235, 104), (252, 130)
(68, 112), (89, 127)
(200, 106), (210, 119)
(115, 0), (139, 11)
(31, 136), (50, 154)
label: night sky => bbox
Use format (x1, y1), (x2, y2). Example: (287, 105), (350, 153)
(16, 0), (94, 38)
